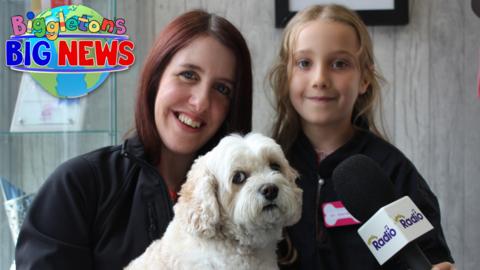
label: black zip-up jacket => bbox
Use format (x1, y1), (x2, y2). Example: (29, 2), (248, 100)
(16, 136), (173, 270)
(282, 130), (454, 270)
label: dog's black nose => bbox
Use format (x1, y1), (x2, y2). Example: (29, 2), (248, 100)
(260, 184), (278, 201)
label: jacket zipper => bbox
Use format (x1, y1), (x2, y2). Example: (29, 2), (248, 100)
(122, 150), (174, 239)
(315, 176), (325, 241)
(122, 150), (174, 208)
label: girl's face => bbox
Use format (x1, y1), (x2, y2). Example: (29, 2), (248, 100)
(288, 20), (368, 133)
(154, 35), (235, 156)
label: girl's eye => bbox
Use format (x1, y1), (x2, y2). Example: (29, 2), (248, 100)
(296, 59), (311, 69)
(331, 59), (350, 69)
(179, 70), (198, 81)
(213, 83), (232, 97)
(232, 171), (248, 185)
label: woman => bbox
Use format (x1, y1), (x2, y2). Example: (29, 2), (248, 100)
(15, 10), (252, 270)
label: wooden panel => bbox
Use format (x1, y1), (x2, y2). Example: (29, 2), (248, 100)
(462, 0), (480, 268)
(392, 0), (431, 176)
(115, 0), (155, 139)
(429, 0), (465, 267)
(369, 25), (396, 141)
(115, 0), (187, 140)
(226, 0), (282, 134)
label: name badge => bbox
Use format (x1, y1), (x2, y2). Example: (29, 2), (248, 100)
(322, 201), (361, 228)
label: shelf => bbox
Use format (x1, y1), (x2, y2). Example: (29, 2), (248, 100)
(0, 1), (119, 269)
(0, 133), (115, 192)
(0, 130), (115, 136)
(0, 75), (117, 135)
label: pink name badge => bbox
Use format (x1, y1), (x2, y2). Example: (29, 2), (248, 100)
(322, 201), (361, 228)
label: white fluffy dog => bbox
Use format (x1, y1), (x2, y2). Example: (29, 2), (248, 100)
(125, 133), (302, 270)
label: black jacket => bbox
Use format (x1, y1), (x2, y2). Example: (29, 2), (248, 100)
(15, 136), (173, 270)
(282, 130), (454, 270)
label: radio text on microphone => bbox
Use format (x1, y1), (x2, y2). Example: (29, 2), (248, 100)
(368, 225), (397, 251)
(395, 210), (425, 229)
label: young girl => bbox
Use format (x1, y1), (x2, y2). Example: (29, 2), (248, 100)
(270, 5), (455, 270)
(15, 10), (252, 270)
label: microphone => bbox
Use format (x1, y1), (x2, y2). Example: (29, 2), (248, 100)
(332, 154), (433, 269)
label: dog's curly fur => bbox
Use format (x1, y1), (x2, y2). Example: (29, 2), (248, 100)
(125, 133), (303, 270)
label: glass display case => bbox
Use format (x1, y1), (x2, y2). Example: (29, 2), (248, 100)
(1, 1), (117, 269)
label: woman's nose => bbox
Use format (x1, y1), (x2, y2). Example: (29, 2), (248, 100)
(189, 85), (210, 113)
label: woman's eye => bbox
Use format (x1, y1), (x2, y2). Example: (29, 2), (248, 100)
(214, 83), (232, 97)
(269, 162), (281, 171)
(179, 70), (198, 81)
(331, 60), (349, 69)
(232, 171), (248, 184)
(296, 59), (311, 69)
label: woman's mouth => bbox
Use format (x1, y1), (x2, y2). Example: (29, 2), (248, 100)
(176, 112), (202, 129)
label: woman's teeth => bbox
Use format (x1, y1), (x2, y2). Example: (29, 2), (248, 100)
(178, 113), (201, 128)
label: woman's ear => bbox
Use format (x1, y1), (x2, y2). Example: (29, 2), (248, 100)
(175, 158), (220, 238)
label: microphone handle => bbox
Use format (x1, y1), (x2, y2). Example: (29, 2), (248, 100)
(400, 242), (432, 270)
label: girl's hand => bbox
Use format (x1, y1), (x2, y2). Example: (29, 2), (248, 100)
(432, 262), (456, 270)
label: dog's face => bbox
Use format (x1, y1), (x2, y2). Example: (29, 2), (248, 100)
(175, 133), (302, 242)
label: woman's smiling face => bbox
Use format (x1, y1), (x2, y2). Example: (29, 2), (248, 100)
(154, 35), (236, 155)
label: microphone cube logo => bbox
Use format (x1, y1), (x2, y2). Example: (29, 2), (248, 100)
(394, 209), (425, 229)
(5, 5), (135, 98)
(357, 196), (433, 265)
(367, 225), (397, 251)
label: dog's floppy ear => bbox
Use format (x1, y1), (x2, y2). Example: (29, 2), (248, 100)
(175, 158), (220, 238)
(284, 162), (299, 183)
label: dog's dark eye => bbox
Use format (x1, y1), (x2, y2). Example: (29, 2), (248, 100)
(270, 162), (281, 171)
(232, 171), (248, 184)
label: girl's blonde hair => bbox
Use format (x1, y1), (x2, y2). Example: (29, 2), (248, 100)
(269, 4), (386, 154)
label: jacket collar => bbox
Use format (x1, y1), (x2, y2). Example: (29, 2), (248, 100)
(294, 128), (372, 178)
(121, 135), (148, 161)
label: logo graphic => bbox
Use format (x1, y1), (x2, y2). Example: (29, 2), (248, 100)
(5, 5), (135, 98)
(367, 225), (397, 251)
(394, 209), (424, 229)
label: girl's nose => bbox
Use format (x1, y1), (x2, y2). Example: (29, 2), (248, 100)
(312, 64), (330, 89)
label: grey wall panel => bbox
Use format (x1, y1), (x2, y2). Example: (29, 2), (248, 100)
(429, 0), (466, 266)
(393, 0), (431, 178)
(370, 25), (396, 142)
(462, 0), (480, 269)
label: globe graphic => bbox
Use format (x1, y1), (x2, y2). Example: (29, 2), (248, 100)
(29, 5), (111, 98)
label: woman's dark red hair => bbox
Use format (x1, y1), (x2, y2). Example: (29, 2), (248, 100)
(135, 10), (252, 163)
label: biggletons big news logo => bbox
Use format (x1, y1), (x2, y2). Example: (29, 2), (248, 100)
(5, 4), (135, 98)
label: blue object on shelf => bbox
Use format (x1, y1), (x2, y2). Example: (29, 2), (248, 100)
(1, 177), (26, 201)
(1, 177), (35, 245)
